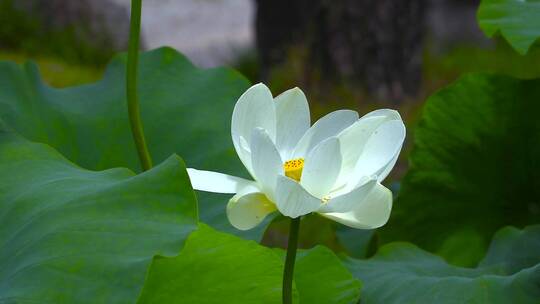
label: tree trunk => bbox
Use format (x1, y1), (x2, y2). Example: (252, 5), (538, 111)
(255, 0), (426, 102)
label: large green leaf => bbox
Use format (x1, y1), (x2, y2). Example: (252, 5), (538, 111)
(0, 128), (198, 303)
(381, 74), (540, 266)
(138, 224), (286, 303)
(294, 246), (361, 304)
(0, 48), (268, 240)
(139, 224), (361, 304)
(345, 225), (540, 303)
(478, 0), (540, 55)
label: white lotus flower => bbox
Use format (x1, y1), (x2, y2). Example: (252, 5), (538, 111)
(187, 83), (406, 230)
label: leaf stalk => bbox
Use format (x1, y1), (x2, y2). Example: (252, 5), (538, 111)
(283, 216), (301, 304)
(127, 0), (153, 171)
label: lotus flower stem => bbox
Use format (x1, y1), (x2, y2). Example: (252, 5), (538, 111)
(127, 0), (153, 171)
(282, 216), (301, 304)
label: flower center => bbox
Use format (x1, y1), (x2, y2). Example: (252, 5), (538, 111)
(283, 158), (304, 182)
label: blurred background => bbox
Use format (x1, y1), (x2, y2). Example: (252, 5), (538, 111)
(2, 0), (539, 102)
(3, 1), (539, 89)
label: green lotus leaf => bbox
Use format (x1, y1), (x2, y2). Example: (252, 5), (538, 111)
(139, 224), (361, 304)
(346, 225), (540, 303)
(138, 224), (286, 303)
(294, 246), (361, 304)
(478, 0), (540, 55)
(0, 128), (198, 303)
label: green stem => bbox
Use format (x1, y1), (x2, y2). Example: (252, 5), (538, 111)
(283, 217), (301, 304)
(126, 0), (152, 171)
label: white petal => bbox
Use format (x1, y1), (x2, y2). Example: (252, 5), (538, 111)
(320, 182), (392, 229)
(362, 108), (402, 120)
(292, 110), (358, 158)
(274, 175), (322, 218)
(335, 109), (402, 188)
(335, 116), (389, 187)
(237, 135), (252, 169)
(274, 87), (311, 160)
(376, 151), (400, 182)
(350, 119), (405, 186)
(250, 128), (283, 201)
(187, 168), (254, 194)
(231, 83), (276, 175)
(318, 179), (377, 213)
(300, 137), (342, 198)
(227, 192), (276, 230)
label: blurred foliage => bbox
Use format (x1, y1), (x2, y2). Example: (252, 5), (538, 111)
(381, 73), (540, 267)
(0, 0), (115, 65)
(0, 51), (102, 87)
(424, 39), (540, 85)
(335, 226), (377, 259)
(231, 49), (259, 86)
(262, 214), (343, 251)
